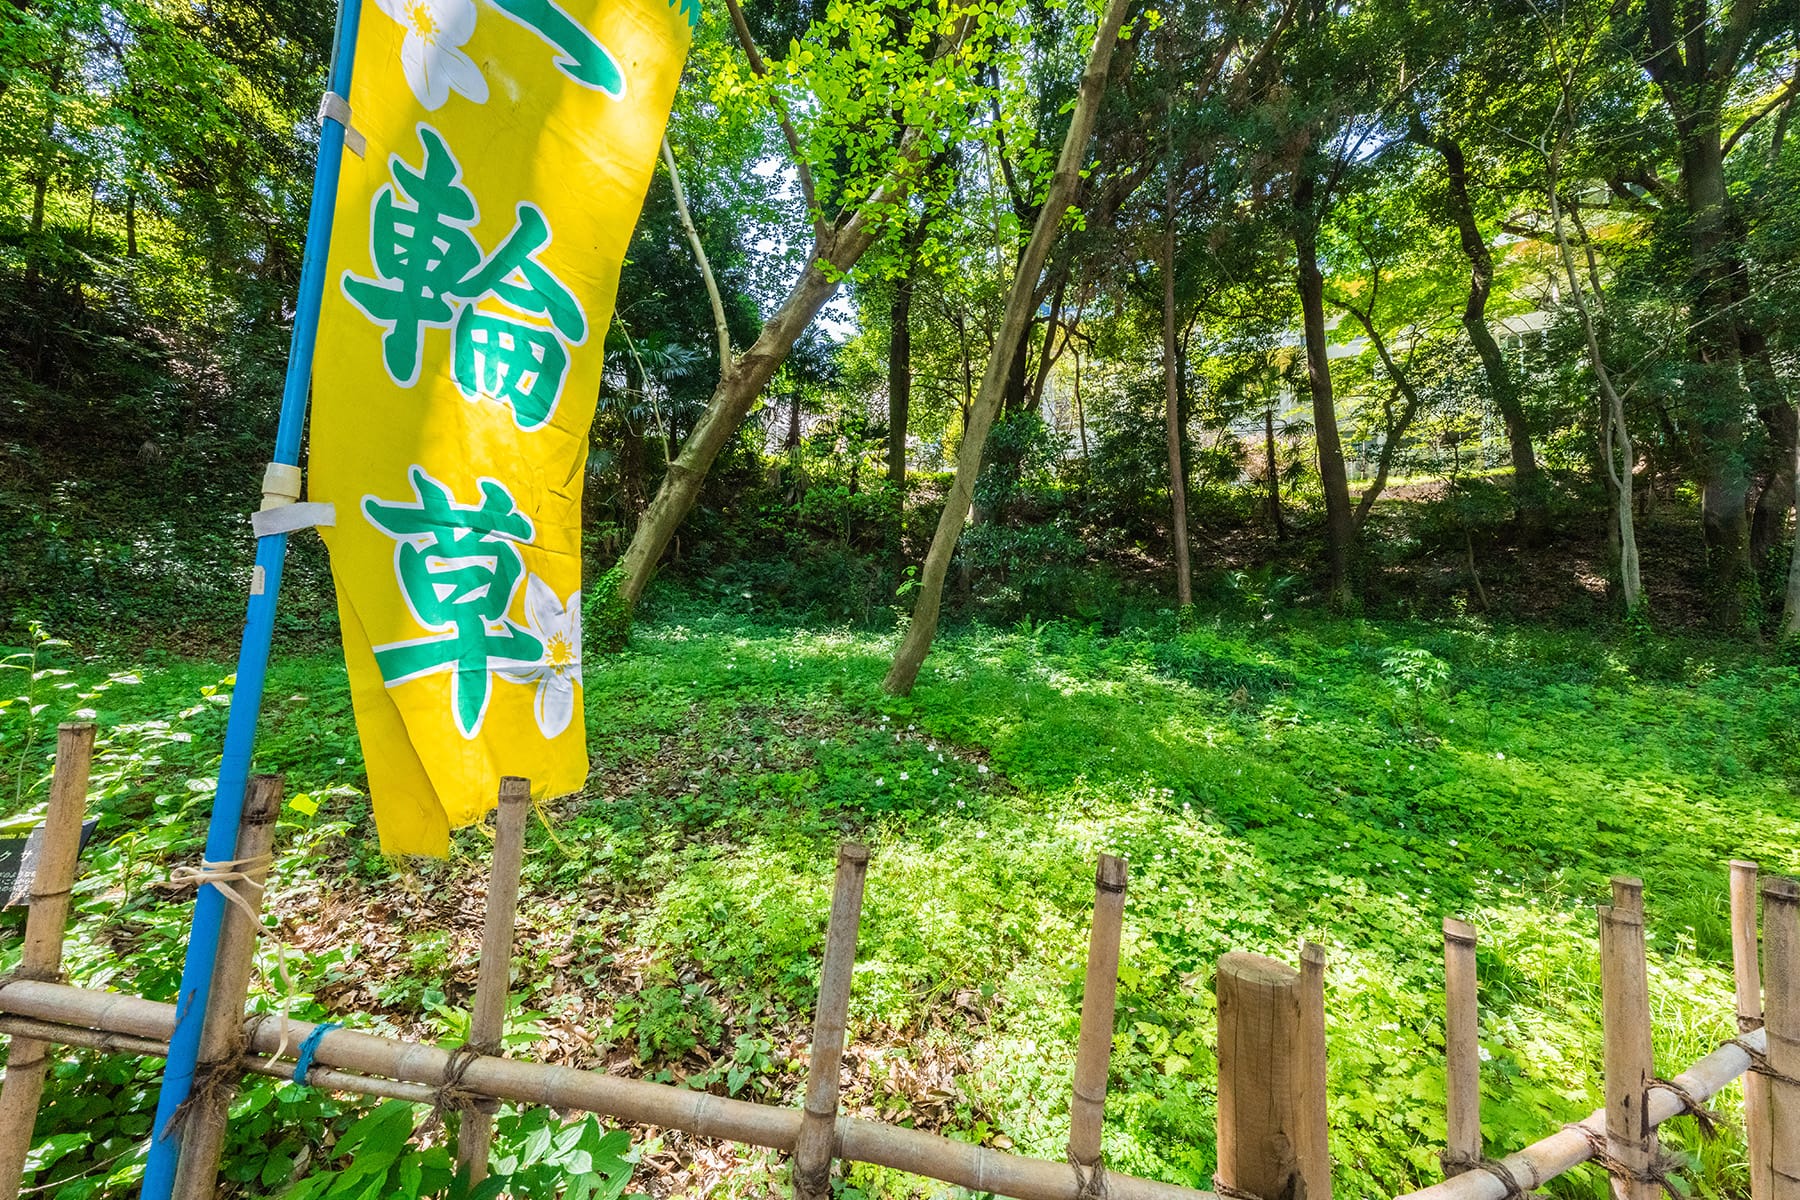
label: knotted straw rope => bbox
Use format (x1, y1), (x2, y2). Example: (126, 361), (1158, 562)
(166, 854), (300, 1069)
(1067, 1144), (1109, 1200)
(1439, 1150), (1537, 1198)
(1730, 1034), (1800, 1088)
(433, 1040), (502, 1121)
(166, 854), (274, 923)
(1561, 1123), (1688, 1200)
(1647, 1076), (1723, 1139)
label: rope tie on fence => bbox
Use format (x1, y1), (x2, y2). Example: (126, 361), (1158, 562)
(169, 853), (305, 1073)
(433, 1040), (501, 1119)
(168, 854), (274, 924)
(1209, 1179), (1263, 1200)
(1561, 1122), (1686, 1199)
(162, 1058), (245, 1140)
(1067, 1144), (1109, 1200)
(290, 1021), (342, 1085)
(1439, 1150), (1534, 1198)
(1647, 1076), (1722, 1138)
(1736, 1012), (1764, 1033)
(1730, 1034), (1800, 1089)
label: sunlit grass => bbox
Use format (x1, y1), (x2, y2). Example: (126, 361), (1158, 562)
(1, 608), (1793, 1197)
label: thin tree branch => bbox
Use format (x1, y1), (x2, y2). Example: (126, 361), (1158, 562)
(662, 136), (734, 380)
(722, 0), (827, 241)
(1722, 64), (1800, 158)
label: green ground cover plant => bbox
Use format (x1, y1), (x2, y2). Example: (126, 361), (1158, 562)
(1, 608), (1795, 1198)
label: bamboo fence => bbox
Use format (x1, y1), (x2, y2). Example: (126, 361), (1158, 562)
(0, 723), (1794, 1200)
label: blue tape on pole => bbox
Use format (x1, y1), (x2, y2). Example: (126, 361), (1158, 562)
(290, 1022), (342, 1085)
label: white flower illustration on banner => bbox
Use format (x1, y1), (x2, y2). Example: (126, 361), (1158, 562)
(498, 575), (581, 737)
(374, 0), (489, 110)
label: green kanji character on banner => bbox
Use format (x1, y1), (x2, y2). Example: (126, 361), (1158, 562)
(343, 125), (590, 429)
(364, 467), (544, 737)
(342, 127), (482, 387)
(460, 204), (587, 343)
(490, 0), (625, 97)
(450, 202), (586, 428)
(453, 308), (570, 429)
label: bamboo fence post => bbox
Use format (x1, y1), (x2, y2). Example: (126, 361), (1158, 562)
(1763, 876), (1799, 1200)
(793, 842), (869, 1200)
(169, 775), (283, 1200)
(0, 723), (95, 1200)
(1215, 950), (1330, 1200)
(455, 776), (531, 1185)
(1731, 860), (1771, 1200)
(1442, 919), (1481, 1177)
(1069, 854), (1128, 1182)
(1598, 877), (1658, 1200)
(1296, 942), (1330, 1200)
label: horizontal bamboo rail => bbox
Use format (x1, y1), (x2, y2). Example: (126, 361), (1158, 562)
(1397, 1026), (1771, 1200)
(0, 980), (1214, 1200)
(0, 1015), (438, 1104)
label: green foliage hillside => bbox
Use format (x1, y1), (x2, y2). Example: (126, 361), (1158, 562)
(4, 610), (1794, 1196)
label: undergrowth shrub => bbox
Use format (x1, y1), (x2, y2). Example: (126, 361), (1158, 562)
(584, 563), (632, 654)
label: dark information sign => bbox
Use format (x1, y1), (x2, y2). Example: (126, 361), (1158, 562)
(0, 819), (99, 908)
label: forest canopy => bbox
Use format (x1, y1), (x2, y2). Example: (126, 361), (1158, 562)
(1, 0), (1798, 645)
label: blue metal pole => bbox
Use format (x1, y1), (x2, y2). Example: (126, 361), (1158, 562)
(139, 3), (362, 1194)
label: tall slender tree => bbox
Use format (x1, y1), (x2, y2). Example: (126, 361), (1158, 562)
(614, 0), (993, 608)
(884, 0), (1135, 696)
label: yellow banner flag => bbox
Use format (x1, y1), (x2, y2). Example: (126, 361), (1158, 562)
(309, 0), (693, 855)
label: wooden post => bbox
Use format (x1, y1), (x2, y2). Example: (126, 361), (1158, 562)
(170, 775), (284, 1200)
(1598, 877), (1658, 1200)
(1442, 919), (1481, 1176)
(1732, 861), (1771, 1200)
(455, 776), (532, 1185)
(1069, 854), (1128, 1176)
(1296, 942), (1330, 1199)
(793, 842), (869, 1200)
(0, 723), (96, 1200)
(1215, 950), (1331, 1200)
(1763, 876), (1799, 1200)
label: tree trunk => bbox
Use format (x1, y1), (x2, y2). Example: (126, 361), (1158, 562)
(125, 189), (137, 258)
(1026, 271), (1068, 413)
(1163, 176), (1193, 608)
(1681, 127), (1755, 628)
(1074, 347), (1089, 464)
(612, 5), (975, 612)
(1549, 150), (1642, 612)
(1752, 397), (1797, 570)
(1433, 134), (1542, 531)
(663, 137), (733, 376)
(26, 172), (50, 287)
(1784, 399), (1800, 640)
(884, 0), (1132, 695)
(887, 215), (932, 489)
(24, 61), (60, 288)
(619, 421), (646, 529)
(1265, 405), (1287, 539)
(1294, 175), (1355, 607)
(887, 276), (915, 488)
(618, 225), (881, 606)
